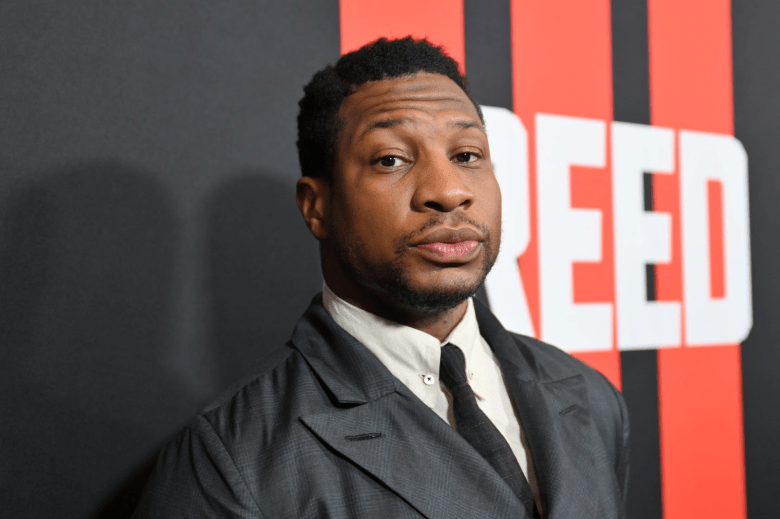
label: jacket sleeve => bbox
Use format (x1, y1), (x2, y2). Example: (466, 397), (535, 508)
(131, 415), (264, 519)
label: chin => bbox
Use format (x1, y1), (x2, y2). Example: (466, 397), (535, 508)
(383, 272), (482, 316)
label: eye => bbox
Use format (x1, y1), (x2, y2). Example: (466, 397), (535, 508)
(375, 155), (408, 169)
(378, 156), (400, 167)
(454, 152), (478, 163)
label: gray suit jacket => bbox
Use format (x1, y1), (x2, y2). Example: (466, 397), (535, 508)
(132, 296), (629, 518)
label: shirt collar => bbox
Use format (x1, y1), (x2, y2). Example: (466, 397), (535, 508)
(321, 285), (484, 400)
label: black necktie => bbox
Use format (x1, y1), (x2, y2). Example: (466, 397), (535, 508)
(439, 343), (539, 517)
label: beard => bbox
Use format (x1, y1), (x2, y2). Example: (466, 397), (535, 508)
(379, 253), (494, 315)
(329, 214), (499, 316)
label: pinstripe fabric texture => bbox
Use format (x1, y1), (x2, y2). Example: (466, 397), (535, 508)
(132, 295), (629, 518)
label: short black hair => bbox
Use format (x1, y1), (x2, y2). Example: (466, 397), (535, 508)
(296, 37), (483, 180)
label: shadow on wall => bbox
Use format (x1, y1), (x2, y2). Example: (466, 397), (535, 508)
(205, 172), (321, 389)
(0, 162), (190, 518)
(0, 165), (322, 518)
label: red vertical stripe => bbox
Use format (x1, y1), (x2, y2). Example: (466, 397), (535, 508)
(510, 0), (621, 389)
(648, 0), (746, 518)
(648, 0), (734, 134)
(657, 346), (746, 519)
(339, 0), (465, 68)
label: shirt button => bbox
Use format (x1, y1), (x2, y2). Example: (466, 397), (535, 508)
(423, 375), (435, 386)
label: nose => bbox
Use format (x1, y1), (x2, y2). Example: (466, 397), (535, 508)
(411, 154), (474, 213)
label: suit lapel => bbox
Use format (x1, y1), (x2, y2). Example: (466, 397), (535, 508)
(292, 298), (529, 519)
(292, 297), (614, 518)
(474, 299), (612, 519)
(300, 387), (527, 519)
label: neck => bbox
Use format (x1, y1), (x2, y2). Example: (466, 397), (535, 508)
(385, 300), (469, 343)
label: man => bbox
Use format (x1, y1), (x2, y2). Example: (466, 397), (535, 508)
(133, 37), (629, 518)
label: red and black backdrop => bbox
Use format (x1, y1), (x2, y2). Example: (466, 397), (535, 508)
(1, 1), (777, 518)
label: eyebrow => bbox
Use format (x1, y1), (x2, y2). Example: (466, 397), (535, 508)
(452, 120), (481, 130)
(358, 118), (484, 141)
(368, 119), (406, 130)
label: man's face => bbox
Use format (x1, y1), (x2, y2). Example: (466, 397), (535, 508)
(317, 72), (501, 316)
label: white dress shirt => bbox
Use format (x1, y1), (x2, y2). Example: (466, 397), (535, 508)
(321, 284), (540, 498)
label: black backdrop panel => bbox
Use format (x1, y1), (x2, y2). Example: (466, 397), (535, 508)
(733, 0), (780, 515)
(0, 1), (338, 517)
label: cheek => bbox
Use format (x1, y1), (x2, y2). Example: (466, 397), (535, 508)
(355, 180), (409, 222)
(493, 186), (503, 233)
(477, 179), (503, 229)
(338, 189), (404, 248)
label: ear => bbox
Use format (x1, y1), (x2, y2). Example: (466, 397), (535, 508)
(296, 176), (330, 241)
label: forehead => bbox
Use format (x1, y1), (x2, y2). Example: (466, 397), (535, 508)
(337, 73), (482, 137)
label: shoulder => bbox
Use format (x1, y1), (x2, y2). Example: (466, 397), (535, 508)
(508, 332), (628, 440)
(509, 332), (620, 394)
(198, 344), (327, 447)
(133, 345), (332, 516)
(473, 297), (620, 400)
(507, 332), (630, 491)
(151, 342), (330, 478)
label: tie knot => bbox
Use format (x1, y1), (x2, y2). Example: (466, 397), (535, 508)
(439, 343), (469, 389)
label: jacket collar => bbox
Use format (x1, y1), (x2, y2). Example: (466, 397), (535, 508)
(291, 294), (547, 404)
(291, 296), (528, 517)
(291, 295), (613, 519)
(290, 294), (397, 404)
(472, 296), (544, 382)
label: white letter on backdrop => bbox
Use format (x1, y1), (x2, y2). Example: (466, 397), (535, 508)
(612, 122), (681, 350)
(536, 113), (612, 351)
(680, 130), (752, 345)
(482, 106), (536, 337)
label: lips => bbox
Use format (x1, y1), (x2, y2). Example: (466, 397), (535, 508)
(409, 226), (485, 263)
(410, 226), (485, 245)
